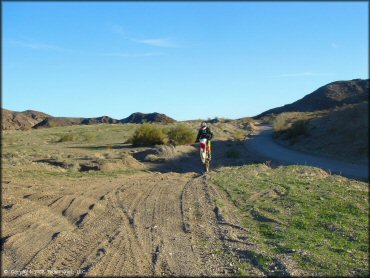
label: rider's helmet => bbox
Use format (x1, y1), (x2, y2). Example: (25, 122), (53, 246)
(201, 121), (207, 129)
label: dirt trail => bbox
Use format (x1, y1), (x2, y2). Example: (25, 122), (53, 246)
(2, 165), (263, 276)
(245, 124), (369, 181)
(2, 128), (306, 276)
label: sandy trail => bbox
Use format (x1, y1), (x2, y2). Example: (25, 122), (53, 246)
(245, 124), (369, 181)
(3, 128), (318, 276)
(2, 166), (262, 276)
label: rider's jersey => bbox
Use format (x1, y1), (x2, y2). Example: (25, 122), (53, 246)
(196, 127), (213, 142)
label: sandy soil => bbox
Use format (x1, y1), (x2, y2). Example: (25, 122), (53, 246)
(2, 139), (265, 277)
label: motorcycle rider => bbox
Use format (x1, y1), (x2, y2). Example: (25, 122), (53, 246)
(195, 121), (213, 160)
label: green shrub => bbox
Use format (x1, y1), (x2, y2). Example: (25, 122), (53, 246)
(233, 130), (246, 141)
(167, 124), (196, 146)
(259, 115), (274, 124)
(83, 133), (96, 143)
(57, 132), (96, 143)
(48, 120), (58, 128)
(130, 123), (168, 146)
(286, 120), (310, 139)
(272, 113), (290, 135)
(58, 133), (78, 142)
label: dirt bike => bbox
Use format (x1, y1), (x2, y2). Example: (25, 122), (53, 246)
(199, 138), (211, 172)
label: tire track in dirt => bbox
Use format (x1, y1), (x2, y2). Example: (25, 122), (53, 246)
(17, 180), (123, 272)
(2, 170), (268, 276)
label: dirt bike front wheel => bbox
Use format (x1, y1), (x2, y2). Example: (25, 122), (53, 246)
(204, 158), (210, 172)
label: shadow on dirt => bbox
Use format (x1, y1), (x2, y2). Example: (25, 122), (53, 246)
(131, 140), (265, 174)
(68, 143), (132, 150)
(66, 139), (270, 174)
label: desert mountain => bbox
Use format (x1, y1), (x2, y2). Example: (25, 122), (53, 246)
(81, 116), (119, 125)
(2, 109), (176, 130)
(1, 109), (51, 130)
(120, 112), (176, 124)
(33, 116), (119, 129)
(255, 79), (369, 118)
(32, 117), (84, 129)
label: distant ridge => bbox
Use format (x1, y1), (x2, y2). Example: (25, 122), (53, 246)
(120, 112), (176, 124)
(1, 109), (177, 130)
(81, 116), (119, 125)
(1, 109), (51, 130)
(254, 79), (369, 118)
(32, 117), (83, 129)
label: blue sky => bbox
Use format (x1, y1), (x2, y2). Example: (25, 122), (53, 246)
(3, 1), (369, 120)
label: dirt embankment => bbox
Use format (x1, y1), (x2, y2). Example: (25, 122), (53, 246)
(245, 124), (369, 181)
(278, 102), (369, 164)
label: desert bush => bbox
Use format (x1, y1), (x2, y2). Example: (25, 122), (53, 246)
(259, 115), (274, 124)
(68, 161), (80, 172)
(48, 120), (58, 128)
(233, 130), (246, 141)
(124, 137), (133, 144)
(286, 120), (310, 139)
(130, 123), (168, 146)
(167, 124), (196, 146)
(83, 133), (96, 143)
(58, 133), (78, 142)
(272, 113), (290, 135)
(222, 118), (232, 123)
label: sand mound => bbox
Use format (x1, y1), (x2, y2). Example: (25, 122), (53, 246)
(99, 154), (144, 171)
(120, 153), (144, 169)
(144, 145), (196, 162)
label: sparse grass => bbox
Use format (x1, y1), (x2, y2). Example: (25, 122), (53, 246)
(273, 113), (313, 141)
(83, 133), (96, 142)
(57, 131), (97, 143)
(272, 111), (326, 137)
(1, 122), (202, 176)
(211, 164), (369, 276)
(232, 130), (246, 141)
(58, 133), (79, 142)
(272, 103), (369, 163)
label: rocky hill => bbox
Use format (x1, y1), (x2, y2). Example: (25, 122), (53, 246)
(255, 79), (369, 118)
(1, 109), (51, 130)
(32, 117), (84, 129)
(120, 112), (176, 124)
(81, 116), (119, 125)
(2, 109), (176, 130)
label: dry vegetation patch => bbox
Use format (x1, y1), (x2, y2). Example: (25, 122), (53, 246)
(273, 102), (369, 163)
